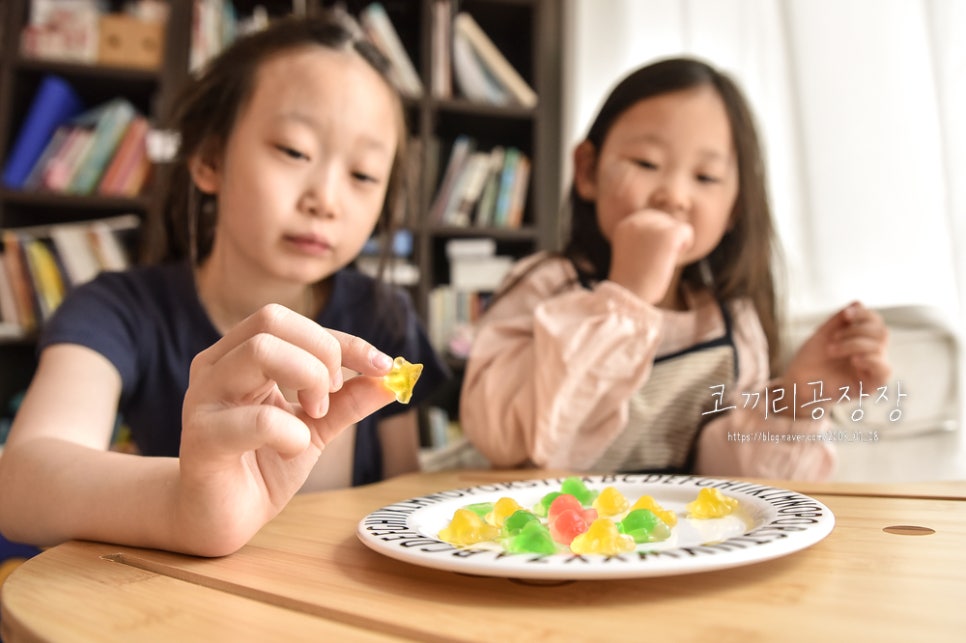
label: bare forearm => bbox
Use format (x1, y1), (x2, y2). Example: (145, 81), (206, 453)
(0, 438), (180, 549)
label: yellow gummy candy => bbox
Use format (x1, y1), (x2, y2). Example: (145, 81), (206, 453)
(486, 497), (524, 528)
(570, 518), (635, 555)
(630, 495), (678, 526)
(686, 488), (739, 519)
(383, 356), (423, 404)
(438, 508), (500, 546)
(592, 486), (630, 518)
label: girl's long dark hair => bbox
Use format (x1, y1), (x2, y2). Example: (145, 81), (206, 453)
(502, 57), (783, 373)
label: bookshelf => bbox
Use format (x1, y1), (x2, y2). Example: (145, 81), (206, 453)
(0, 0), (564, 454)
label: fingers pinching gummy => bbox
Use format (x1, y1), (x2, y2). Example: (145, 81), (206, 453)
(382, 356), (424, 404)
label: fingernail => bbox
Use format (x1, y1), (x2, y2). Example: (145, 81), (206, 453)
(332, 367), (344, 391)
(371, 350), (393, 371)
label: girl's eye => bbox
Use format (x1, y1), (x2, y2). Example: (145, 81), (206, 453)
(276, 145), (309, 161)
(352, 171), (380, 184)
(632, 158), (658, 170)
(696, 174), (721, 184)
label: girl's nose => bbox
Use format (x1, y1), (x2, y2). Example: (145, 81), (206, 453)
(300, 167), (340, 219)
(648, 175), (690, 215)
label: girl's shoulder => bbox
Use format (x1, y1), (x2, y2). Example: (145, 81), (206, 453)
(500, 251), (579, 295)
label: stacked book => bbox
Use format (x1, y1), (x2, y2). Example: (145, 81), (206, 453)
(1, 75), (152, 197)
(0, 215), (138, 338)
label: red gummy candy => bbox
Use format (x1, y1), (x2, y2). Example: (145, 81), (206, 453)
(548, 494), (582, 521)
(549, 508), (590, 545)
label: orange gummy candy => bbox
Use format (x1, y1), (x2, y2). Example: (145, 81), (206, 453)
(383, 356), (423, 404)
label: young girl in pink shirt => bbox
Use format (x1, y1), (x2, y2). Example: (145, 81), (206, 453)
(460, 57), (890, 480)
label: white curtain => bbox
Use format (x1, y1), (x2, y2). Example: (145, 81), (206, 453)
(562, 0), (965, 475)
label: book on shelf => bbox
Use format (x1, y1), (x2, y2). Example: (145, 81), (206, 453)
(359, 3), (423, 98)
(67, 98), (138, 195)
(2, 74), (85, 189)
(492, 147), (531, 228)
(503, 153), (531, 229)
(20, 99), (146, 195)
(451, 29), (509, 106)
(430, 0), (452, 99)
(0, 215), (139, 336)
(441, 151), (491, 227)
(22, 238), (67, 321)
(40, 128), (94, 191)
(429, 135), (475, 224)
(452, 12), (537, 109)
(97, 115), (151, 196)
(0, 261), (23, 338)
(473, 147), (504, 227)
(1, 232), (38, 333)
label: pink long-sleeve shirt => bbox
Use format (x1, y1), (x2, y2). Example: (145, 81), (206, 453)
(459, 254), (836, 481)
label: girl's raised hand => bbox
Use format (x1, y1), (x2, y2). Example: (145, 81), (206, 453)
(608, 209), (694, 305)
(781, 302), (891, 412)
(175, 304), (396, 556)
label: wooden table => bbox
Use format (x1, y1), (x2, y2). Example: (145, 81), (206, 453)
(2, 469), (964, 642)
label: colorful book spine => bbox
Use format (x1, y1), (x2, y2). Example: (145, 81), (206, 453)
(97, 116), (149, 195)
(1, 75), (84, 189)
(67, 99), (137, 194)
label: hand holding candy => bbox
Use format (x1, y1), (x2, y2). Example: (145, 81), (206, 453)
(176, 304), (397, 556)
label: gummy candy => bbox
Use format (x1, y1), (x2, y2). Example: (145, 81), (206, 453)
(592, 486), (630, 518)
(487, 497), (524, 528)
(383, 356), (423, 404)
(438, 508), (500, 546)
(548, 508), (591, 546)
(462, 502), (494, 520)
(630, 495), (678, 527)
(504, 509), (540, 536)
(570, 518), (635, 555)
(547, 494), (597, 525)
(686, 488), (739, 519)
(560, 477), (598, 505)
(505, 520), (557, 554)
(619, 509), (672, 543)
(532, 491), (562, 517)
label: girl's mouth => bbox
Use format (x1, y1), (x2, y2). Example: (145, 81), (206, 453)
(285, 234), (333, 256)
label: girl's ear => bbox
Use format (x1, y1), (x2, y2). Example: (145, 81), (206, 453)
(188, 153), (220, 194)
(572, 140), (598, 200)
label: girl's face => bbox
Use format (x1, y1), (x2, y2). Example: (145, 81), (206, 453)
(577, 85), (739, 266)
(195, 46), (399, 285)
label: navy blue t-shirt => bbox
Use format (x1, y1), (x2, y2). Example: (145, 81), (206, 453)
(39, 261), (449, 485)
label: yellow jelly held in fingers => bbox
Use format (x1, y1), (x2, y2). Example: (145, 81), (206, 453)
(686, 488), (739, 519)
(383, 356), (423, 404)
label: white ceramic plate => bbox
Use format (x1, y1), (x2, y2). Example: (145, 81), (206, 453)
(357, 474), (835, 580)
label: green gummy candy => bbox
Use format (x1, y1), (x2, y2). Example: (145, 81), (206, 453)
(619, 509), (672, 543)
(463, 502), (494, 519)
(504, 509), (539, 536)
(533, 491), (562, 517)
(506, 521), (557, 555)
(560, 477), (597, 505)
